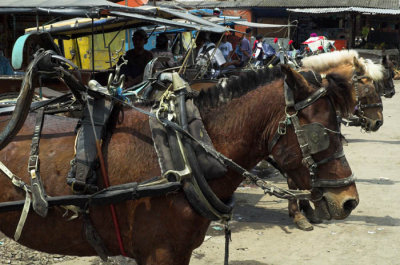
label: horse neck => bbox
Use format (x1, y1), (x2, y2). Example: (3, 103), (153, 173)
(199, 79), (285, 177)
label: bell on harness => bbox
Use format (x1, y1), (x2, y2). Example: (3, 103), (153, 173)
(66, 95), (113, 194)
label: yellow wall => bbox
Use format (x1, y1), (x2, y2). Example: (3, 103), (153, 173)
(61, 31), (126, 70)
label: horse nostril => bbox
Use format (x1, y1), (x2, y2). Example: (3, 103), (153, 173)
(343, 199), (358, 213)
(375, 120), (383, 129)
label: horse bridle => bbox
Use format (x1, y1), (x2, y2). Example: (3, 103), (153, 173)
(268, 80), (355, 198)
(352, 72), (383, 127)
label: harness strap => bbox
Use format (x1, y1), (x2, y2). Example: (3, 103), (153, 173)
(29, 108), (48, 217)
(312, 173), (356, 188)
(268, 130), (281, 154)
(359, 103), (383, 109)
(224, 223), (231, 265)
(0, 161), (31, 241)
(315, 150), (345, 166)
(294, 87), (327, 111)
(83, 213), (109, 261)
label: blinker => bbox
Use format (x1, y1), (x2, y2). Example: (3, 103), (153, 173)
(301, 123), (329, 154)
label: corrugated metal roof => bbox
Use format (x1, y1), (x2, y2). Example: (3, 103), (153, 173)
(287, 7), (400, 15)
(234, 20), (292, 28)
(163, 0), (399, 9)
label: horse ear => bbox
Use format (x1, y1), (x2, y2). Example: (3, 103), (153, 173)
(353, 56), (365, 73)
(281, 64), (313, 100)
(382, 55), (387, 66)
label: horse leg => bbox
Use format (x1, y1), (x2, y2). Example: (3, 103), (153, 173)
(299, 200), (322, 224)
(137, 247), (192, 265)
(287, 178), (313, 231)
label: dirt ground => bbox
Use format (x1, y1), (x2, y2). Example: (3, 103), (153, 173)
(1, 81), (400, 265)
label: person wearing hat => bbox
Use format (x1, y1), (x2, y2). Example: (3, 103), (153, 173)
(118, 29), (153, 87)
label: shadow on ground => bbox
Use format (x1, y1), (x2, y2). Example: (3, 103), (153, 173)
(229, 260), (270, 265)
(356, 178), (400, 185)
(337, 214), (400, 227)
(346, 138), (400, 145)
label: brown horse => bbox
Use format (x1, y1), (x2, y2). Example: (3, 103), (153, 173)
(285, 50), (384, 230)
(302, 50), (384, 132)
(356, 51), (395, 98)
(0, 65), (358, 264)
(379, 55), (396, 98)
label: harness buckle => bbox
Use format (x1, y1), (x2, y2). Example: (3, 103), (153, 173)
(277, 120), (287, 135)
(27, 155), (39, 172)
(302, 156), (315, 168)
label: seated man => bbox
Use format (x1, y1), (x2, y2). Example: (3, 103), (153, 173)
(195, 32), (236, 77)
(118, 29), (153, 87)
(151, 33), (178, 70)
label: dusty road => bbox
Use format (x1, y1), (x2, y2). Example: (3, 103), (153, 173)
(1, 82), (400, 265)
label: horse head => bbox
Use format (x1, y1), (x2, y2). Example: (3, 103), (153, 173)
(353, 57), (384, 131)
(301, 50), (384, 132)
(379, 55), (396, 98)
(269, 65), (359, 221)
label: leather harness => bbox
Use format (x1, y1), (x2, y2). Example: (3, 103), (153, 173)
(268, 79), (355, 196)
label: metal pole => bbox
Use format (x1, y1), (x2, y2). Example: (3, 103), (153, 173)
(91, 18), (95, 73)
(36, 13), (39, 32)
(125, 0), (131, 50)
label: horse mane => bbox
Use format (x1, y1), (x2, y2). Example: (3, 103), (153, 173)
(325, 72), (354, 116)
(193, 66), (283, 110)
(361, 58), (385, 81)
(302, 50), (384, 81)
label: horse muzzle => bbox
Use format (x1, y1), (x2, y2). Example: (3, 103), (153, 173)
(313, 188), (359, 220)
(384, 90), (395, 98)
(361, 117), (383, 132)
